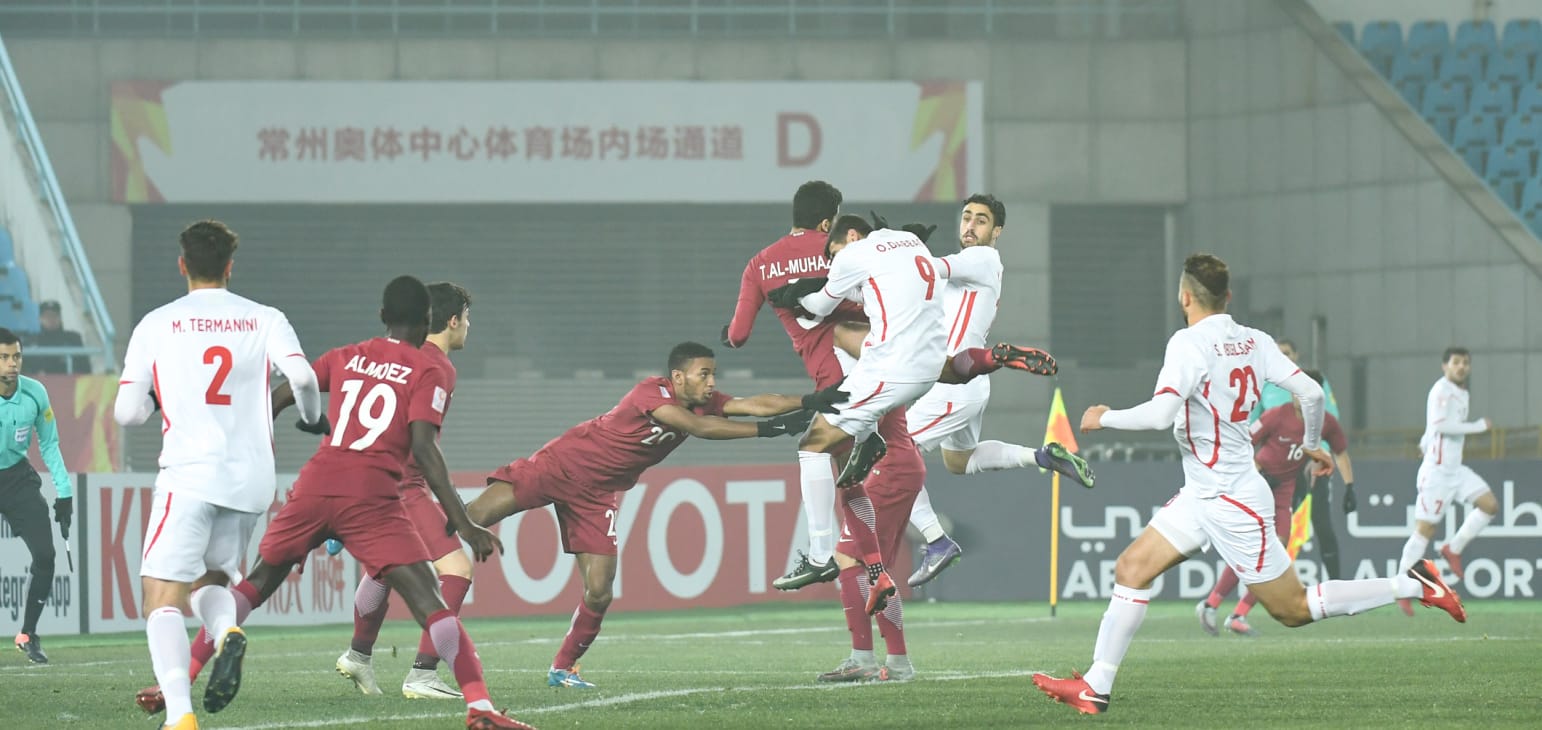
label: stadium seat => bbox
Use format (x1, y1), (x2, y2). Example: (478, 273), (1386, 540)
(1427, 116), (1457, 143)
(1487, 177), (1522, 209)
(1454, 20), (1498, 58)
(1502, 113), (1542, 150)
(1421, 81), (1468, 118)
(1521, 177), (1542, 219)
(1360, 21), (1403, 65)
(1392, 51), (1438, 89)
(1470, 81), (1516, 115)
(1485, 49), (1532, 86)
(1485, 145), (1533, 180)
(1453, 115), (1499, 171)
(1502, 19), (1542, 56)
(1407, 20), (1450, 57)
(1519, 82), (1542, 114)
(1396, 80), (1424, 109)
(17, 300), (39, 336)
(1334, 22), (1355, 45)
(1438, 49), (1484, 86)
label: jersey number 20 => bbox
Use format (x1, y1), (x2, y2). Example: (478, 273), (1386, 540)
(331, 379), (398, 450)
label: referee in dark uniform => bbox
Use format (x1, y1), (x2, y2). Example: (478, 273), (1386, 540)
(0, 328), (73, 664)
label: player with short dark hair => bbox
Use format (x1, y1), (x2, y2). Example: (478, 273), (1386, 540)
(465, 342), (845, 690)
(136, 275), (536, 730)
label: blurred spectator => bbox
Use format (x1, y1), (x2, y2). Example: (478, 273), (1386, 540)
(23, 301), (89, 375)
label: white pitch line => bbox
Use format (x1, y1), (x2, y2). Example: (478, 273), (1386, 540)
(220, 669), (1042, 730)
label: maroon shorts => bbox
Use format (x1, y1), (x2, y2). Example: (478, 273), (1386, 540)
(839, 470), (922, 565)
(400, 484), (463, 561)
(1263, 474), (1296, 542)
(487, 458), (621, 556)
(259, 491), (432, 578)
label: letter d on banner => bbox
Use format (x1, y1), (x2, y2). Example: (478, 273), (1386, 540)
(777, 113), (821, 167)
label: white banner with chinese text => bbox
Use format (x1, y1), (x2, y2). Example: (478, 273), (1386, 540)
(111, 81), (984, 204)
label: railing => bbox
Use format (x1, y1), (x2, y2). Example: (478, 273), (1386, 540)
(0, 1), (1182, 39)
(0, 33), (117, 371)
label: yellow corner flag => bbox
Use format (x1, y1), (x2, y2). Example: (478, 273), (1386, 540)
(1040, 387), (1078, 473)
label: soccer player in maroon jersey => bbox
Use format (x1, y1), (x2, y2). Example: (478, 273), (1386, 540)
(137, 276), (537, 730)
(817, 409), (925, 683)
(465, 341), (846, 690)
(1198, 369), (1355, 637)
(335, 282), (478, 699)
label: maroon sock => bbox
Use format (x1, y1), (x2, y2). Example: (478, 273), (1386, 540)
(190, 580), (260, 681)
(949, 347), (1000, 383)
(552, 603), (606, 670)
(424, 609), (489, 706)
(837, 566), (874, 651)
(1234, 590), (1260, 617)
(840, 485), (884, 568)
(1208, 566), (1240, 609)
(350, 575), (392, 656)
(876, 592), (906, 656)
(415, 574), (472, 669)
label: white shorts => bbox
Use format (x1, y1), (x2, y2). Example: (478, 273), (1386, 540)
(824, 366), (933, 442)
(1147, 471), (1292, 584)
(1415, 463), (1491, 522)
(904, 394), (987, 452)
(139, 489), (260, 584)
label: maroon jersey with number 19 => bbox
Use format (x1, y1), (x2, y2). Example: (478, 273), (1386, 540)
(294, 337), (449, 498)
(1250, 404), (1347, 482)
(535, 376), (732, 492)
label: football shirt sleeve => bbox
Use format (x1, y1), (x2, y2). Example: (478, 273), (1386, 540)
(933, 246), (1001, 288)
(265, 312), (322, 424)
(1099, 333), (1199, 431)
(113, 320), (158, 426)
(406, 362), (449, 429)
(724, 260), (763, 348)
(801, 250), (863, 318)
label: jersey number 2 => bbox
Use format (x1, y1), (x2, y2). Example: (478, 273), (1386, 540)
(203, 346), (233, 405)
(1228, 366), (1258, 422)
(331, 379), (399, 450)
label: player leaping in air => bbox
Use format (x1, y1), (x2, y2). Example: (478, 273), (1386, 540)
(464, 341), (845, 690)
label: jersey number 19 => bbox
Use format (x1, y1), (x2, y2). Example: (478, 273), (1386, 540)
(331, 379), (398, 451)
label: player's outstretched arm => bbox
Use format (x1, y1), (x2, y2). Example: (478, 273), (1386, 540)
(409, 421), (503, 561)
(722, 384), (847, 418)
(1093, 394), (1183, 432)
(651, 404), (812, 440)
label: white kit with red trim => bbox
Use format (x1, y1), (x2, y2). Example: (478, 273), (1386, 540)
(115, 288), (320, 513)
(1419, 377), (1485, 469)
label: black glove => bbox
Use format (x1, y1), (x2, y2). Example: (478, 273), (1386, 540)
(1342, 482), (1357, 514)
(868, 209), (891, 230)
(720, 324), (735, 349)
(148, 389), (160, 413)
(767, 277), (828, 309)
(902, 222), (938, 243)
(53, 497), (72, 532)
(757, 409), (815, 437)
(800, 384), (848, 414)
(295, 413), (332, 436)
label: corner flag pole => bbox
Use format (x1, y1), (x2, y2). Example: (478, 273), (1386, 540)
(1050, 471), (1060, 617)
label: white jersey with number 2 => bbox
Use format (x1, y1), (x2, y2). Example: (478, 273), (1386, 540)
(115, 288), (319, 513)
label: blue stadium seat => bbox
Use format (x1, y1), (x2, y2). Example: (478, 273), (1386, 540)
(1360, 21), (1404, 63)
(1488, 177), (1522, 209)
(0, 229), (12, 264)
(1521, 177), (1542, 218)
(17, 301), (39, 336)
(1454, 20), (1498, 57)
(1334, 22), (1355, 45)
(1519, 82), (1542, 114)
(1502, 113), (1542, 150)
(1392, 51), (1438, 88)
(1438, 49), (1484, 85)
(1485, 145), (1533, 180)
(1396, 80), (1424, 108)
(1502, 19), (1542, 56)
(1408, 20), (1450, 57)
(1421, 81), (1468, 118)
(1470, 81), (1516, 115)
(1486, 49), (1533, 86)
(1454, 114), (1500, 147)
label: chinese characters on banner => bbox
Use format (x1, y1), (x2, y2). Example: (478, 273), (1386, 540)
(256, 124), (744, 163)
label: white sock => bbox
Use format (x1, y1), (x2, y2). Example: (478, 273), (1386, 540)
(964, 440), (1034, 474)
(850, 648), (876, 666)
(1306, 578), (1406, 621)
(1447, 509), (1494, 555)
(189, 585), (238, 646)
(146, 606), (193, 719)
(909, 486), (946, 543)
(1398, 533), (1430, 573)
(1082, 584), (1151, 695)
(799, 451), (837, 565)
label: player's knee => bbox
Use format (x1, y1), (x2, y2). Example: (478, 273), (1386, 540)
(582, 587), (613, 613)
(1266, 600), (1313, 628)
(1112, 552), (1155, 589)
(1475, 492), (1500, 514)
(940, 451), (970, 475)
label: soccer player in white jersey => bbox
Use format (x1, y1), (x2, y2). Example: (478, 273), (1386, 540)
(1032, 254), (1465, 716)
(1394, 347), (1498, 611)
(114, 220), (324, 730)
(900, 195), (1094, 587)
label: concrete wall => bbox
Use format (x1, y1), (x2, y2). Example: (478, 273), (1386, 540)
(6, 35), (1186, 460)
(1184, 0), (1542, 431)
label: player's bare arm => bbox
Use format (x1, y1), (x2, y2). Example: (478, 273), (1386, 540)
(409, 420), (502, 561)
(270, 381), (295, 417)
(650, 404), (766, 440)
(721, 384), (847, 418)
